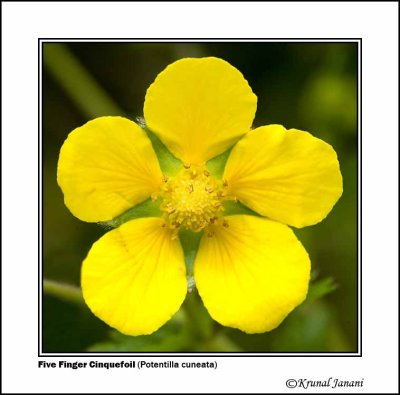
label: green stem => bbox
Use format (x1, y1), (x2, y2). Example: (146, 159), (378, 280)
(43, 279), (84, 305)
(43, 43), (123, 118)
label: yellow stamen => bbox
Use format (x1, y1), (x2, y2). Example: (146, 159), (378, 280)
(160, 165), (225, 232)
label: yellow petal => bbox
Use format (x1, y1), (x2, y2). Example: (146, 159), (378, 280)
(57, 116), (163, 222)
(81, 217), (187, 336)
(144, 57), (257, 165)
(194, 215), (310, 333)
(224, 125), (343, 228)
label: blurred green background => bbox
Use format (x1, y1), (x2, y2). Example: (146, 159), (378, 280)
(42, 42), (358, 353)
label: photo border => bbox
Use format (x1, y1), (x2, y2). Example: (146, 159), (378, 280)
(38, 38), (362, 357)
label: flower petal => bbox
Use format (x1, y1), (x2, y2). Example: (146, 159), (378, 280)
(81, 217), (187, 336)
(144, 57), (257, 165)
(194, 215), (310, 333)
(223, 125), (343, 228)
(57, 116), (163, 222)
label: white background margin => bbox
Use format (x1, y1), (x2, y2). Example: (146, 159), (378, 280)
(2, 1), (399, 393)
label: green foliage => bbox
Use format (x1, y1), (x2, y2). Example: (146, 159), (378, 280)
(88, 310), (192, 352)
(306, 277), (338, 303)
(267, 301), (348, 352)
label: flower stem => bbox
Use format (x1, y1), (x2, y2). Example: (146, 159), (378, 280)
(43, 43), (123, 118)
(43, 279), (84, 305)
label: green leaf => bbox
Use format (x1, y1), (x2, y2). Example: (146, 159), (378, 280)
(269, 301), (333, 351)
(306, 277), (338, 303)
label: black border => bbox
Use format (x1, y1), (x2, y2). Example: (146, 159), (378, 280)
(39, 38), (362, 357)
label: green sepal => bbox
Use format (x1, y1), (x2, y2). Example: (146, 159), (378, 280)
(138, 115), (233, 179)
(178, 229), (203, 278)
(101, 198), (162, 228)
(139, 120), (182, 177)
(206, 148), (232, 179)
(222, 200), (261, 216)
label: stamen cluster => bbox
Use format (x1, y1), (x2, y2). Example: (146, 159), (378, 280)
(160, 165), (226, 232)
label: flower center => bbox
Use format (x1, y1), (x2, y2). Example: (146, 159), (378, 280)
(160, 165), (225, 232)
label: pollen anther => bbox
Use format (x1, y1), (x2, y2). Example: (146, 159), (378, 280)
(160, 166), (225, 232)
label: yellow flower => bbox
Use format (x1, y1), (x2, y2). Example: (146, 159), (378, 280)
(57, 57), (342, 336)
